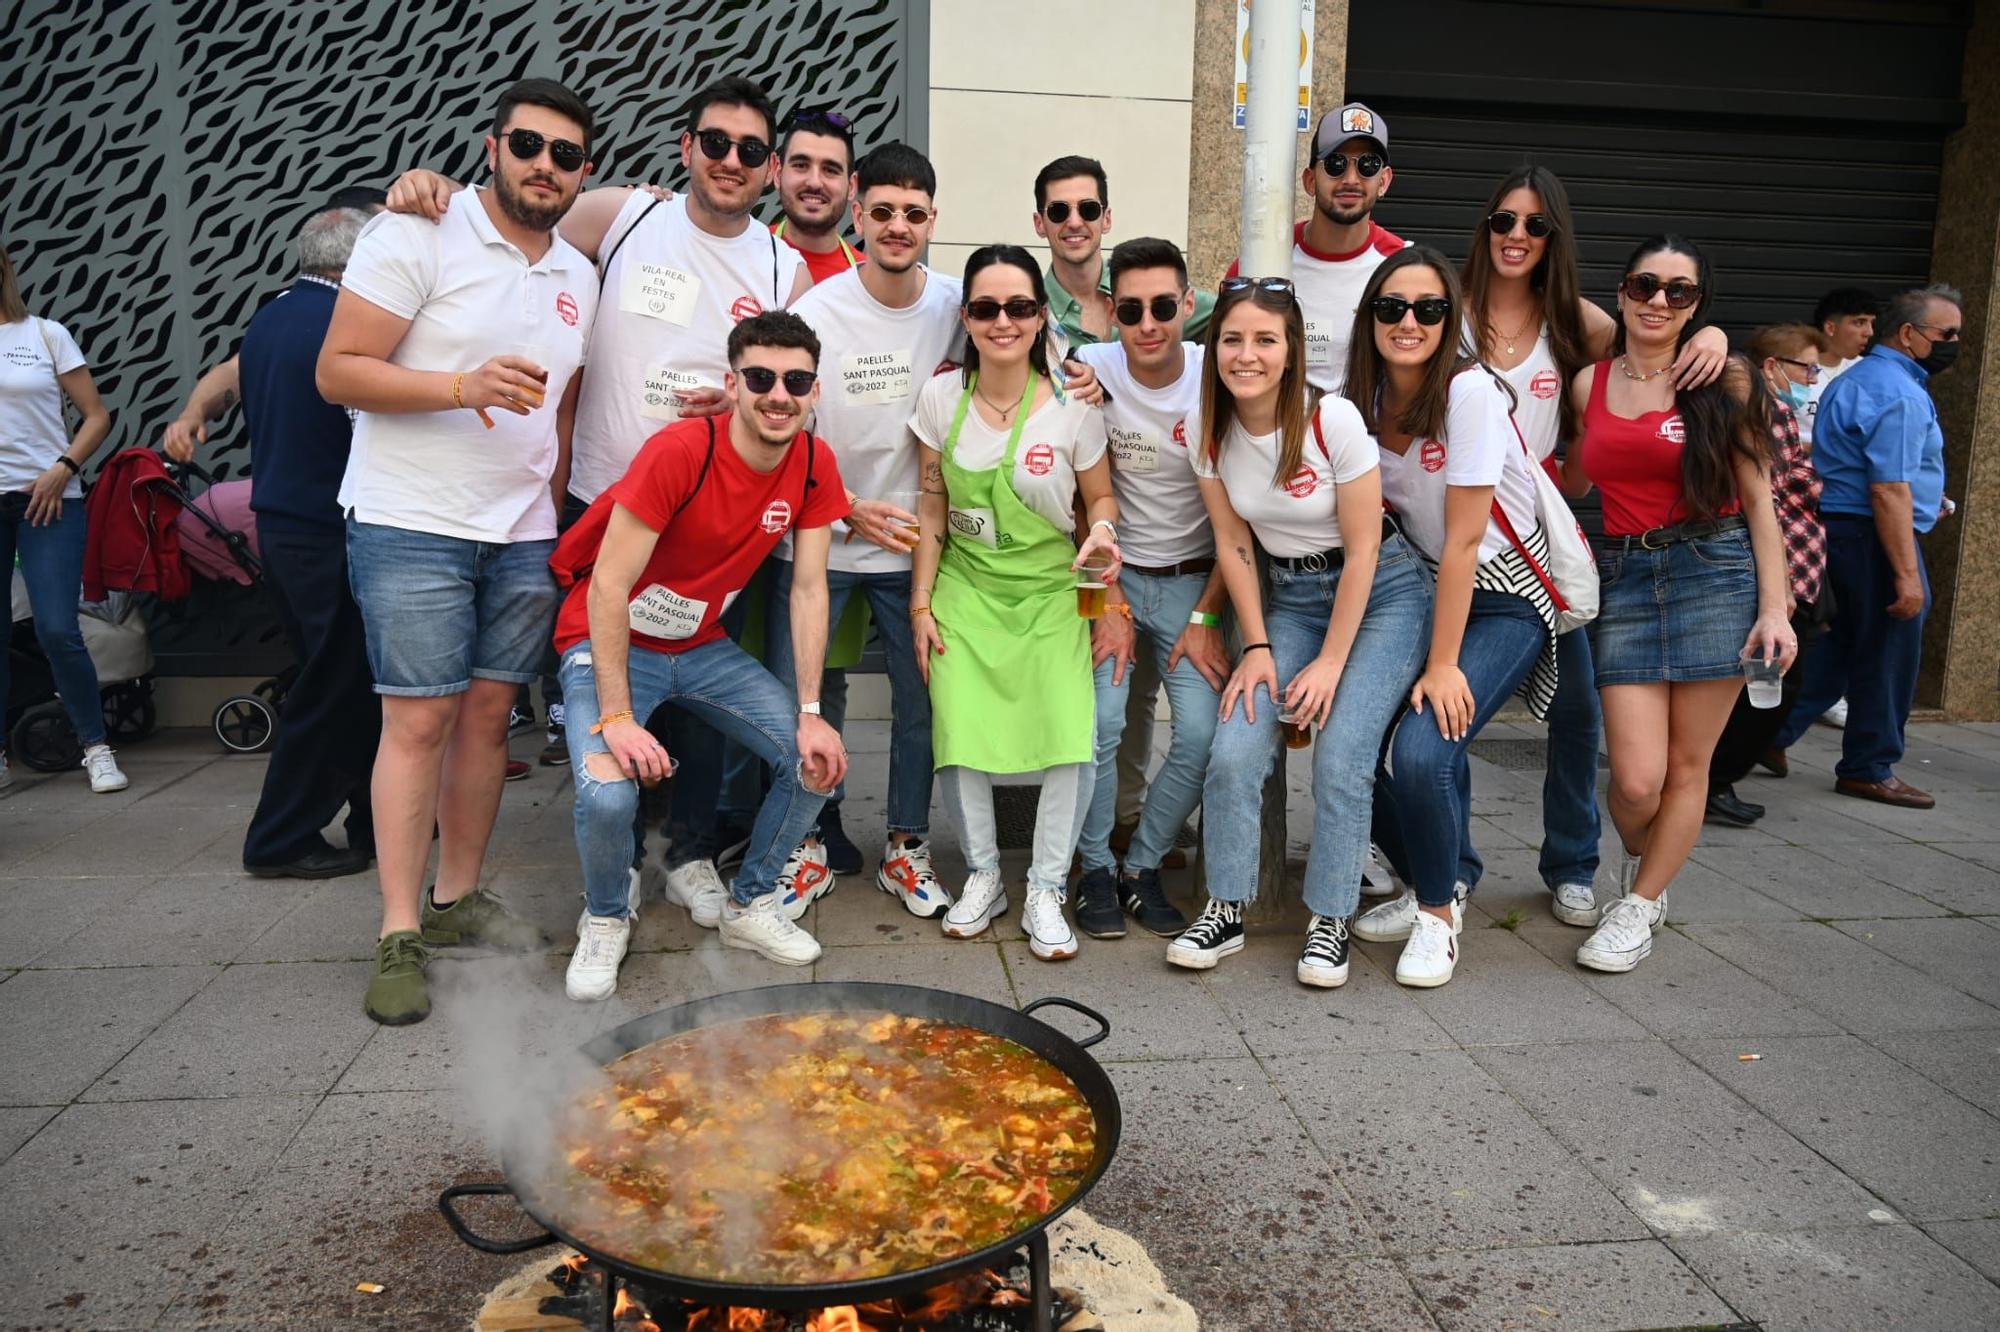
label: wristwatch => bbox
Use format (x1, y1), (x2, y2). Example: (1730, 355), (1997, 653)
(799, 701), (823, 716)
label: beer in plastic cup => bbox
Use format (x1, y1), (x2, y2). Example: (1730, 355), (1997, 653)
(1279, 710), (1313, 750)
(1740, 648), (1784, 709)
(510, 341), (549, 410)
(637, 754), (681, 790)
(1076, 552), (1113, 620)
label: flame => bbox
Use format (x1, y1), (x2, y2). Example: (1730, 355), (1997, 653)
(562, 1252), (590, 1275)
(611, 1287), (662, 1331)
(804, 1309), (863, 1332)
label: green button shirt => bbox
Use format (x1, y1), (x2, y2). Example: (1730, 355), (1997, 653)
(1045, 262), (1215, 351)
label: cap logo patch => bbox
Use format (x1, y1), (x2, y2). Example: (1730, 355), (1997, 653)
(1342, 107), (1374, 135)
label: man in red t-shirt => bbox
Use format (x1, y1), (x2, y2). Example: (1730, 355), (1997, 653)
(550, 310), (850, 999)
(771, 108), (863, 286)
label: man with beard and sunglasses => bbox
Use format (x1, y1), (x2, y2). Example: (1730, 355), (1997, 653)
(1034, 155), (1214, 353)
(317, 78), (599, 1026)
(551, 310), (850, 996)
(772, 107), (863, 286)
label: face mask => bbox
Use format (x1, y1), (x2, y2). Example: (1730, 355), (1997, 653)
(1779, 379), (1811, 413)
(1918, 339), (1959, 375)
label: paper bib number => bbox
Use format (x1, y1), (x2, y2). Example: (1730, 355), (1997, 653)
(1304, 318), (1334, 366)
(621, 262), (700, 327)
(1108, 427), (1160, 474)
(839, 349), (914, 405)
(948, 506), (1000, 550)
(641, 366), (708, 420)
(629, 584), (709, 639)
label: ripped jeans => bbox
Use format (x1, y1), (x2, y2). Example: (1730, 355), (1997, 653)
(559, 639), (825, 917)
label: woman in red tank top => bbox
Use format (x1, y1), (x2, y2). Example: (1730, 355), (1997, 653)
(1559, 235), (1795, 976)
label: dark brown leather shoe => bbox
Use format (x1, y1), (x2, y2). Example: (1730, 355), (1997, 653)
(1835, 776), (1935, 809)
(1757, 747), (1789, 778)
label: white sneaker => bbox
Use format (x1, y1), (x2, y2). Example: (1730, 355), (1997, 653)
(1022, 886), (1078, 960)
(82, 744), (127, 793)
(566, 913), (631, 1001)
(1360, 842), (1402, 898)
(776, 841), (835, 921)
(1551, 880), (1599, 927)
(877, 838), (952, 918)
(942, 869), (1007, 939)
(719, 889), (822, 966)
(1352, 886), (1465, 943)
(662, 858), (727, 929)
(1817, 698), (1848, 729)
(1395, 910), (1460, 987)
(1576, 892), (1666, 973)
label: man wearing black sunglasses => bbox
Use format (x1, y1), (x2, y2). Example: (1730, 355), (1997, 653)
(1033, 155), (1215, 353)
(773, 108), (862, 286)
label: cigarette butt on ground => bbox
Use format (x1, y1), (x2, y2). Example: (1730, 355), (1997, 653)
(355, 1281), (385, 1294)
(1738, 1053), (1762, 1062)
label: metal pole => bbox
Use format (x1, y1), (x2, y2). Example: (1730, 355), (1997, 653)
(1239, 0), (1304, 281)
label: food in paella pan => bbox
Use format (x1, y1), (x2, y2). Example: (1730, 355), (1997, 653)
(549, 1011), (1098, 1285)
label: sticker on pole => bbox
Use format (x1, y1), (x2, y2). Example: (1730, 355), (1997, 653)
(1233, 0), (1315, 131)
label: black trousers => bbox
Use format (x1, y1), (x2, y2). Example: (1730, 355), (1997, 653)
(242, 522), (380, 864)
(1709, 601), (1823, 793)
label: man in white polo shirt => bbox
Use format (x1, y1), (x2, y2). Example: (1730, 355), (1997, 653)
(317, 77), (599, 1027)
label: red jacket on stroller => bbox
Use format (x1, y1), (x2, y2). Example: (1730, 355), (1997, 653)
(84, 448), (190, 601)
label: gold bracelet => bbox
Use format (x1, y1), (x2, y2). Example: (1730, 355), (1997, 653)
(589, 710), (634, 734)
(451, 372), (466, 409)
(909, 606), (932, 618)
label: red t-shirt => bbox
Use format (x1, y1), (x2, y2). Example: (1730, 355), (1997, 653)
(774, 223), (863, 286)
(1577, 360), (1739, 536)
(551, 416), (848, 655)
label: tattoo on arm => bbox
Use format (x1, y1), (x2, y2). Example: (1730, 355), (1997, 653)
(922, 461), (943, 484)
(219, 389), (239, 412)
(1235, 544), (1253, 567)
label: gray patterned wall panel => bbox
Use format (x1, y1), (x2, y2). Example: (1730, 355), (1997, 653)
(2, 0), (919, 671)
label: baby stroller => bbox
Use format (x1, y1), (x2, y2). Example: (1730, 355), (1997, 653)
(6, 581), (156, 771)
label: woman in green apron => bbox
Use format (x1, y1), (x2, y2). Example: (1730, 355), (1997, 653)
(909, 245), (1122, 961)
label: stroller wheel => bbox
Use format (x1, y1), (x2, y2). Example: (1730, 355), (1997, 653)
(12, 701), (84, 772)
(102, 680), (157, 743)
(213, 695), (277, 753)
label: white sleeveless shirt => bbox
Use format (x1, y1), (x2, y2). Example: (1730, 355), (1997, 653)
(1493, 327), (1566, 463)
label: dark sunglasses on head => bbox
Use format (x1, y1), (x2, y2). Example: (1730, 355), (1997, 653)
(1370, 295), (1453, 326)
(865, 203), (932, 226)
(1322, 151), (1385, 179)
(1115, 294), (1183, 326)
(1220, 275), (1297, 299)
(965, 296), (1042, 322)
(505, 128), (587, 173)
(1486, 210), (1553, 238)
(738, 366), (818, 396)
(1042, 198), (1104, 225)
(694, 128), (773, 168)
(1621, 273), (1702, 309)
(1777, 357), (1821, 382)
(783, 107), (852, 134)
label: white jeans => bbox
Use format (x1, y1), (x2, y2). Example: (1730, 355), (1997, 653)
(941, 763), (1095, 893)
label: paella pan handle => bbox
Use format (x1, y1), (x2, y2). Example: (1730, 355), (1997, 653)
(437, 1182), (558, 1255)
(1021, 996), (1111, 1049)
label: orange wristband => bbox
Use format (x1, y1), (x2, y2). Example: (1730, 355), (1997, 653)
(590, 710), (634, 734)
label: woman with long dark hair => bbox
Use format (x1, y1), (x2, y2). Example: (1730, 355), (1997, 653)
(1166, 275), (1430, 988)
(1561, 235), (1794, 973)
(909, 244), (1120, 962)
(1346, 247), (1560, 988)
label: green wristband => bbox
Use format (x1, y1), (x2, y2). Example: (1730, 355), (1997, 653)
(1188, 611), (1220, 628)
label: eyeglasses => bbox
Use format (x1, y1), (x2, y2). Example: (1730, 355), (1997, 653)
(505, 128), (587, 174)
(1777, 357), (1821, 382)
(694, 128), (773, 168)
(1486, 210), (1553, 238)
(1321, 151), (1386, 179)
(738, 366), (818, 396)
(1115, 294), (1183, 326)
(1219, 276), (1297, 299)
(1914, 323), (1961, 341)
(1041, 199), (1104, 225)
(782, 107), (852, 134)
(965, 296), (1042, 322)
(865, 203), (932, 226)
(1620, 273), (1702, 310)
(1370, 295), (1453, 326)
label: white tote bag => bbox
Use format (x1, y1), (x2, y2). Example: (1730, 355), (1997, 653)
(1489, 417), (1599, 634)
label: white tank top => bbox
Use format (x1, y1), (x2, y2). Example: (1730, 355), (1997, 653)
(1494, 328), (1565, 462)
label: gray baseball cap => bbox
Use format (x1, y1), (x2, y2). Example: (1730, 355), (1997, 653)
(1313, 102), (1389, 163)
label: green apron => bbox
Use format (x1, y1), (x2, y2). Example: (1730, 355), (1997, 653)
(930, 376), (1093, 773)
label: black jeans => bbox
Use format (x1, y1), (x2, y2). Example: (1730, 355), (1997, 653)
(1710, 602), (1823, 792)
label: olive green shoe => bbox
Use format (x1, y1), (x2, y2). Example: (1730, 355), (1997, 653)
(365, 931), (432, 1026)
(420, 887), (550, 951)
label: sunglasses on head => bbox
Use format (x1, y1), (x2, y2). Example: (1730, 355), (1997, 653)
(1487, 210), (1553, 238)
(505, 128), (587, 174)
(1322, 151), (1385, 179)
(738, 366), (818, 396)
(1370, 295), (1452, 326)
(694, 128), (773, 168)
(783, 107), (852, 134)
(1219, 275), (1297, 300)
(1115, 294), (1183, 326)
(965, 296), (1041, 322)
(1041, 198), (1103, 225)
(1621, 273), (1702, 309)
(865, 202), (932, 226)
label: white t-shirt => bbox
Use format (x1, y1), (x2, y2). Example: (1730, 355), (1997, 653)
(1074, 341), (1212, 567)
(1287, 221), (1409, 394)
(1376, 371), (1538, 566)
(1494, 329), (1565, 463)
(0, 317), (87, 499)
(782, 265), (965, 573)
(336, 190), (594, 544)
(569, 193), (806, 503)
(1800, 354), (1856, 446)
(910, 374), (1107, 536)
(1191, 395), (1377, 557)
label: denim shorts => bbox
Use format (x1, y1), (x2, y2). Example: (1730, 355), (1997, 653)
(345, 519), (558, 696)
(1590, 527), (1756, 686)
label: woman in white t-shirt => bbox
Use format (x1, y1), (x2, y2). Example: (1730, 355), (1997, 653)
(909, 244), (1121, 962)
(0, 244), (123, 793)
(1345, 247), (1558, 989)
(1165, 275), (1431, 991)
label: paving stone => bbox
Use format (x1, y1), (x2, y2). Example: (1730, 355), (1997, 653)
(6, 804), (237, 877)
(1269, 1049), (1648, 1253)
(0, 873), (155, 966)
(34, 873), (305, 968)
(1680, 1034), (2000, 1222)
(1682, 921), (2000, 1034)
(1199, 930), (1458, 1058)
(1821, 787), (2000, 843)
(1374, 925), (1653, 1048)
(234, 876), (387, 964)
(1929, 841), (2000, 877)
(1869, 1028), (2000, 1117)
(812, 938), (1017, 1008)
(1689, 844), (1946, 920)
(0, 964), (216, 1104)
(1675, 1222), (2000, 1332)
(0, 807), (140, 867)
(1832, 917), (2000, 1006)
(807, 865), (965, 946)
(998, 935), (1246, 1062)
(1474, 1041), (1882, 1235)
(0, 1105), (56, 1164)
(1407, 1237), (1739, 1330)
(1802, 840), (2000, 916)
(127, 752), (272, 808)
(1924, 1218), (2000, 1285)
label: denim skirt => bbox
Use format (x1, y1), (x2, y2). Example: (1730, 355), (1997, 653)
(1590, 526), (1757, 686)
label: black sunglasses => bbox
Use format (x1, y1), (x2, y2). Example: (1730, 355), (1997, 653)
(1486, 210), (1553, 239)
(694, 128), (773, 168)
(1621, 273), (1702, 310)
(1322, 151), (1385, 179)
(1220, 276), (1297, 299)
(1115, 294), (1183, 326)
(738, 366), (818, 396)
(1915, 322), (1962, 341)
(1370, 295), (1453, 326)
(865, 203), (932, 226)
(1042, 199), (1104, 225)
(965, 296), (1042, 322)
(505, 128), (587, 174)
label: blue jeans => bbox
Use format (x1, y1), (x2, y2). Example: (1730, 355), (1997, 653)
(1375, 589), (1548, 908)
(1078, 569), (1220, 874)
(1773, 631), (1847, 750)
(1202, 535), (1432, 918)
(561, 638), (826, 916)
(1, 493), (104, 747)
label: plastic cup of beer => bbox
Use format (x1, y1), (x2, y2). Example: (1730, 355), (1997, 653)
(636, 754), (680, 790)
(1740, 648), (1784, 709)
(510, 341), (550, 410)
(1076, 553), (1113, 620)
(1278, 710), (1314, 750)
(884, 489), (923, 552)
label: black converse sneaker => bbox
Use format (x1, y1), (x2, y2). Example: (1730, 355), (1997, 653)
(1166, 898), (1245, 970)
(1297, 914), (1351, 989)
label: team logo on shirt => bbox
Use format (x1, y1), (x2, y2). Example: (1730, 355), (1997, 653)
(1172, 418), (1187, 447)
(1419, 439), (1447, 473)
(556, 292), (580, 327)
(1024, 443), (1055, 477)
(1529, 369), (1560, 400)
(759, 499), (793, 534)
(1285, 465), (1318, 498)
(1657, 416), (1686, 444)
(730, 295), (764, 323)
